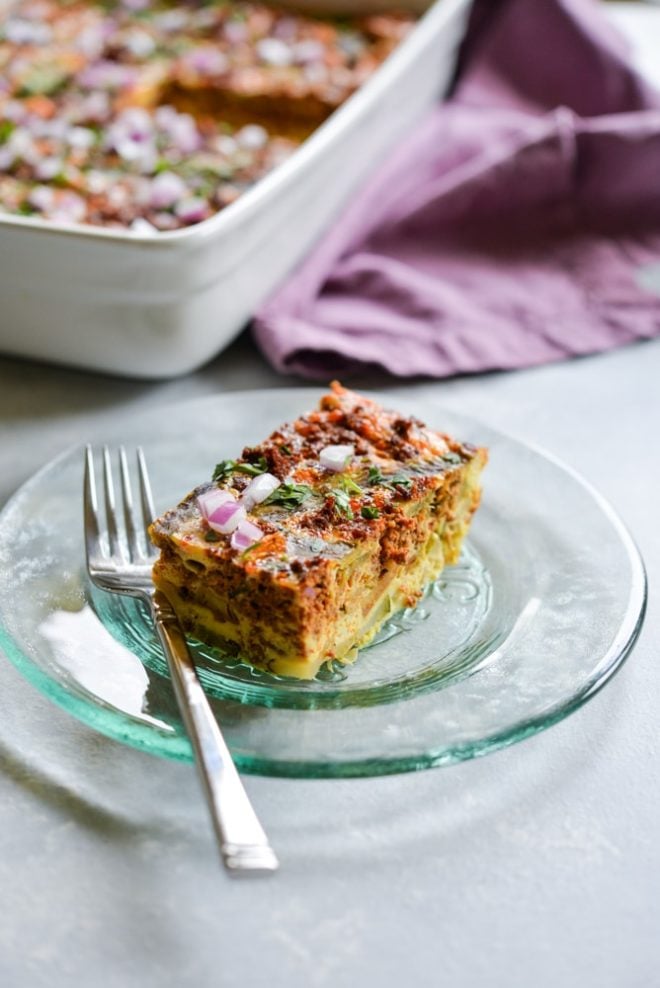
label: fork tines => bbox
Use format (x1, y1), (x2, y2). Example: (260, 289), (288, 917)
(83, 444), (279, 873)
(84, 445), (157, 575)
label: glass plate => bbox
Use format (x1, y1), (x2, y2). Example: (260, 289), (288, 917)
(0, 389), (647, 778)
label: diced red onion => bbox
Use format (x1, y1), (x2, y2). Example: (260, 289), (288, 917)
(154, 105), (178, 129)
(154, 9), (188, 33)
(76, 92), (111, 124)
(152, 211), (179, 231)
(197, 488), (234, 520)
(208, 500), (246, 535)
(148, 171), (187, 209)
(75, 24), (106, 59)
(339, 33), (366, 59)
(130, 217), (158, 235)
(292, 40), (325, 65)
(272, 17), (298, 41)
(174, 197), (209, 223)
(319, 444), (354, 472)
(107, 107), (153, 150)
(28, 185), (55, 212)
(77, 60), (138, 91)
(230, 519), (264, 552)
(213, 134), (237, 157)
(124, 30), (156, 59)
(154, 106), (201, 154)
(116, 138), (157, 170)
(66, 126), (96, 149)
(180, 46), (228, 77)
(303, 63), (328, 85)
(223, 20), (248, 44)
(50, 192), (87, 225)
(256, 38), (292, 67)
(7, 129), (38, 165)
(5, 18), (52, 46)
(85, 170), (109, 194)
(107, 184), (129, 208)
(34, 157), (62, 181)
(236, 124), (267, 151)
(28, 116), (67, 140)
(241, 472), (280, 509)
(190, 7), (216, 30)
(3, 100), (26, 123)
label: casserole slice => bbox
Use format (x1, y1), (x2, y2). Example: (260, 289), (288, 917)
(149, 383), (487, 679)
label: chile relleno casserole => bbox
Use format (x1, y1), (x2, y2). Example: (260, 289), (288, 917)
(0, 0), (415, 231)
(149, 384), (487, 680)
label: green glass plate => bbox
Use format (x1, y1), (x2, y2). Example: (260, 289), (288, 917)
(0, 389), (647, 777)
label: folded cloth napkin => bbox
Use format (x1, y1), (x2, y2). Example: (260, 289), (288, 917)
(253, 0), (660, 379)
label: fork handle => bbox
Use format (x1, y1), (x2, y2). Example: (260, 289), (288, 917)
(150, 591), (279, 876)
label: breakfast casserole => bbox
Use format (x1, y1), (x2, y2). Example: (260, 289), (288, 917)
(149, 383), (487, 680)
(0, 0), (415, 230)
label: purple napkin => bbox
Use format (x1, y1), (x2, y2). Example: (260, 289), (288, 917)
(253, 0), (660, 379)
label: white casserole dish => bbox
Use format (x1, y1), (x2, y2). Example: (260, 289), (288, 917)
(0, 0), (472, 378)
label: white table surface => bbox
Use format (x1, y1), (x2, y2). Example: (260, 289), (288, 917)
(1, 7), (659, 987)
(1, 332), (658, 987)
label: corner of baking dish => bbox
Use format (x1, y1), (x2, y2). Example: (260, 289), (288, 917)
(0, 0), (470, 251)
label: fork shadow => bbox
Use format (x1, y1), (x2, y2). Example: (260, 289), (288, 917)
(0, 730), (179, 844)
(263, 665), (634, 879)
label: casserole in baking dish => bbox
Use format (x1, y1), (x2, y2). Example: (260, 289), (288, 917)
(0, 0), (472, 377)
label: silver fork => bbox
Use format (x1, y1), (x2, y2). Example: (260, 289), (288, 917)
(84, 445), (279, 876)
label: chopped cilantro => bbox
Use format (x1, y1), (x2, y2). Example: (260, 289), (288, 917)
(212, 456), (268, 481)
(332, 487), (353, 519)
(264, 481), (312, 509)
(18, 64), (68, 97)
(389, 471), (413, 492)
(366, 466), (412, 493)
(339, 475), (363, 496)
(240, 540), (262, 558)
(361, 505), (380, 520)
(212, 459), (235, 481)
(204, 529), (220, 542)
(0, 120), (15, 144)
(235, 457), (268, 476)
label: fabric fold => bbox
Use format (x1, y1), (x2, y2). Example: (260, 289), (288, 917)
(253, 0), (660, 379)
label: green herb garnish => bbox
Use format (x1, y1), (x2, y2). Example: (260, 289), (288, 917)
(204, 529), (221, 542)
(389, 471), (413, 492)
(212, 456), (268, 481)
(366, 466), (412, 493)
(240, 540), (263, 558)
(332, 488), (353, 519)
(279, 444), (292, 456)
(0, 120), (15, 144)
(18, 64), (68, 97)
(339, 475), (363, 496)
(361, 505), (380, 520)
(212, 459), (235, 481)
(235, 457), (268, 476)
(264, 481), (313, 509)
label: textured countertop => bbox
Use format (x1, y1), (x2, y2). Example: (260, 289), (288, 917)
(0, 6), (659, 986)
(0, 328), (658, 987)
